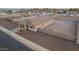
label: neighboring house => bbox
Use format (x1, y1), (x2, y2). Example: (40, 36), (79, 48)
(27, 15), (54, 32)
(17, 15), (54, 32)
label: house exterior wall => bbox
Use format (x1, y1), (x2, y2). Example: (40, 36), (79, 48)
(36, 20), (54, 29)
(28, 20), (54, 32)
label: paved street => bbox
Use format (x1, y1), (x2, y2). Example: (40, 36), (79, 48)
(0, 31), (32, 51)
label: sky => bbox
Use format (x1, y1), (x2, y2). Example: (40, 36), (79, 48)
(0, 0), (78, 8)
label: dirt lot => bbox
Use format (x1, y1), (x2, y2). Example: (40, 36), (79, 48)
(0, 19), (18, 30)
(39, 16), (79, 41)
(54, 16), (79, 21)
(17, 30), (79, 51)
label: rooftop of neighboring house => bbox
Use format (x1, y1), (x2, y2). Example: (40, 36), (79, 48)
(14, 15), (54, 26)
(26, 15), (54, 26)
